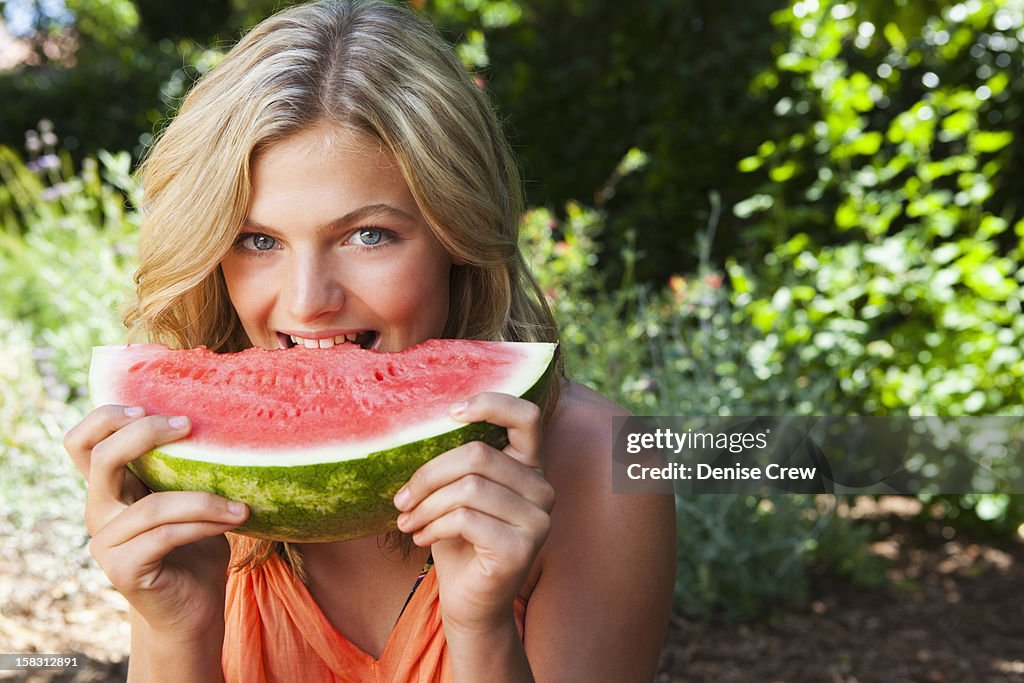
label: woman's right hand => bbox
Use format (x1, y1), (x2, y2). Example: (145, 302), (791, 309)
(64, 405), (249, 643)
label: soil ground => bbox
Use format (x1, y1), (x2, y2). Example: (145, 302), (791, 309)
(658, 498), (1024, 683)
(2, 498), (1021, 683)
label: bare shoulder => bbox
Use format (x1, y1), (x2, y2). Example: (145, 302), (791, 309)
(538, 379), (671, 545)
(543, 379), (629, 468)
(524, 379), (676, 680)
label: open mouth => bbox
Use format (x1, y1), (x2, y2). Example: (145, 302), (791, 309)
(278, 331), (379, 350)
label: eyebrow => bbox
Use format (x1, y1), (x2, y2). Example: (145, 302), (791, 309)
(242, 203), (419, 235)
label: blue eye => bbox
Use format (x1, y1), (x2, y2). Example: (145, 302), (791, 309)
(350, 228), (385, 246)
(356, 229), (383, 246)
(252, 234), (276, 250)
(238, 233), (277, 251)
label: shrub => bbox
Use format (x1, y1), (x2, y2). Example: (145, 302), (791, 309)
(520, 157), (886, 621)
(0, 141), (139, 597)
(0, 134), (138, 397)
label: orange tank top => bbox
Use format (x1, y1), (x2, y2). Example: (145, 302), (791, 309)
(222, 544), (528, 682)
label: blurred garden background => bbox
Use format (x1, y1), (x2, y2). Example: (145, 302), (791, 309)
(1, 0), (1023, 680)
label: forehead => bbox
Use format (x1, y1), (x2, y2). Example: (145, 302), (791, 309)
(254, 123), (397, 175)
(248, 123), (416, 219)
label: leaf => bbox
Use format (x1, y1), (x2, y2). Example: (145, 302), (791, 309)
(883, 22), (907, 52)
(847, 131), (883, 156)
(770, 160), (797, 182)
(977, 215), (1008, 239)
(726, 260), (752, 295)
(964, 263), (1015, 301)
(835, 201), (859, 230)
(940, 110), (973, 138)
(970, 131), (1013, 154)
(738, 156), (763, 173)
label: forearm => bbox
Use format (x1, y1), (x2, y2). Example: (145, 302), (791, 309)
(128, 609), (226, 683)
(445, 611), (534, 683)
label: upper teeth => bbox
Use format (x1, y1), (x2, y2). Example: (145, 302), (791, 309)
(290, 333), (361, 349)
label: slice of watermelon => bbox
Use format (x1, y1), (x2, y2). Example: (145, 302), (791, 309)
(89, 339), (556, 542)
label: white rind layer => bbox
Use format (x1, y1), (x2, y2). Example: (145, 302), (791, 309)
(89, 342), (556, 467)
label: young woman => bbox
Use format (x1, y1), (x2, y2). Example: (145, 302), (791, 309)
(63, 1), (676, 680)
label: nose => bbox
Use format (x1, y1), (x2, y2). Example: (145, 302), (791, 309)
(282, 248), (344, 322)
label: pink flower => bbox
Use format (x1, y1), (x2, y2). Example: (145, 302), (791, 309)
(669, 275), (687, 302)
(703, 273), (724, 289)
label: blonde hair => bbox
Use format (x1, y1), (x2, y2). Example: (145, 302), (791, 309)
(125, 0), (561, 572)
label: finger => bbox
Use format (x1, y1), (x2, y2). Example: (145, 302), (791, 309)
(397, 471), (549, 536)
(95, 522), (236, 586)
(94, 491), (248, 549)
(88, 415), (191, 498)
(89, 492), (246, 588)
(394, 441), (554, 512)
(412, 507), (549, 558)
(64, 404), (148, 478)
(91, 514), (242, 590)
(450, 393), (543, 469)
(85, 415), (192, 533)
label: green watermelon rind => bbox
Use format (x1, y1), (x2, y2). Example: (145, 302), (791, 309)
(126, 358), (554, 543)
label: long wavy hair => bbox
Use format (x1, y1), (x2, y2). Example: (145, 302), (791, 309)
(124, 0), (561, 574)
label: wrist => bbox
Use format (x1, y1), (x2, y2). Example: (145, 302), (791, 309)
(130, 610), (225, 683)
(444, 610), (532, 682)
(134, 585), (228, 644)
(146, 621), (226, 645)
(441, 606), (518, 640)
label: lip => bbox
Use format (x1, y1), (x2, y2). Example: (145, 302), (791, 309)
(276, 329), (381, 351)
(278, 329), (368, 340)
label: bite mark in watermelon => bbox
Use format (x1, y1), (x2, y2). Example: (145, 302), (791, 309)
(88, 339), (556, 542)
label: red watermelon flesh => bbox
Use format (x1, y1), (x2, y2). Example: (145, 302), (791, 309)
(100, 339), (540, 452)
(88, 339), (557, 542)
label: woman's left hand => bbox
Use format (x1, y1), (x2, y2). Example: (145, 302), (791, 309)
(393, 392), (554, 634)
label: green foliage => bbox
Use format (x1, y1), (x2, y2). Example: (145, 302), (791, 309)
(522, 92), (1022, 610)
(5, 0), (1023, 626)
(0, 0), (293, 160)
(673, 495), (884, 622)
(424, 0), (791, 282)
(0, 138), (138, 397)
(0, 317), (87, 545)
(728, 0), (1024, 534)
(133, 0), (231, 42)
(64, 0), (141, 45)
(0, 0), (188, 157)
(521, 154), (886, 621)
(732, 0), (1024, 418)
(520, 201), (646, 397)
(0, 143), (140, 573)
(739, 0), (1024, 246)
(429, 0), (1024, 289)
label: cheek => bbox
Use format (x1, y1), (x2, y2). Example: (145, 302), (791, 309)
(369, 255), (451, 333)
(220, 259), (272, 327)
(389, 282), (449, 323)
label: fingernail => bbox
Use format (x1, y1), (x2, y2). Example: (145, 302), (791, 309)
(394, 487), (411, 509)
(168, 416), (190, 430)
(124, 406), (145, 418)
(396, 512), (409, 529)
(450, 400), (468, 417)
(228, 501), (247, 517)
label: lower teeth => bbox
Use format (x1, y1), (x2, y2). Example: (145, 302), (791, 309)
(279, 333), (376, 349)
